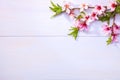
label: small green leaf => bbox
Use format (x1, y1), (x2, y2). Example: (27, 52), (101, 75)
(49, 7), (56, 12)
(76, 15), (83, 20)
(115, 6), (120, 14)
(49, 1), (63, 17)
(106, 36), (112, 45)
(116, 0), (120, 3)
(68, 27), (79, 40)
(80, 12), (86, 16)
(50, 1), (57, 8)
(98, 12), (113, 24)
(76, 12), (86, 20)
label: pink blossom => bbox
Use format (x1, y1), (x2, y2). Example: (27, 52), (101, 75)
(81, 15), (90, 21)
(63, 1), (73, 10)
(103, 24), (120, 43)
(103, 25), (112, 35)
(66, 9), (75, 19)
(113, 24), (120, 33)
(111, 33), (119, 42)
(75, 20), (88, 31)
(111, 24), (120, 42)
(94, 5), (106, 15)
(79, 3), (89, 12)
(90, 12), (98, 20)
(84, 15), (94, 25)
(62, 2), (75, 19)
(110, 2), (117, 11)
(81, 13), (98, 26)
(85, 15), (90, 20)
(64, 3), (70, 10)
(85, 12), (98, 24)
(81, 15), (93, 24)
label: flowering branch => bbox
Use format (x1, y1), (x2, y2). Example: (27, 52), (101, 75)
(49, 0), (120, 45)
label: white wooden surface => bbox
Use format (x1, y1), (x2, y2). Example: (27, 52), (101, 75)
(0, 0), (120, 80)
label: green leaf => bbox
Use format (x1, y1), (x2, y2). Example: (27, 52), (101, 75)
(115, 6), (120, 14)
(49, 7), (56, 12)
(68, 27), (79, 40)
(76, 12), (86, 20)
(49, 1), (63, 17)
(116, 0), (120, 3)
(76, 15), (83, 20)
(106, 36), (112, 45)
(50, 1), (57, 8)
(80, 12), (86, 16)
(98, 12), (113, 24)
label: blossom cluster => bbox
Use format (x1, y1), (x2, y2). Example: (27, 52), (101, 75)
(49, 0), (120, 45)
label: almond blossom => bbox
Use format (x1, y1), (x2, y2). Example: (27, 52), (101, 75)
(75, 20), (88, 31)
(111, 33), (119, 42)
(82, 12), (98, 25)
(89, 12), (98, 21)
(113, 24), (120, 33)
(103, 24), (112, 35)
(110, 2), (117, 11)
(66, 9), (75, 19)
(63, 1), (73, 10)
(62, 2), (75, 19)
(103, 24), (120, 43)
(79, 3), (89, 12)
(94, 5), (106, 15)
(75, 15), (93, 31)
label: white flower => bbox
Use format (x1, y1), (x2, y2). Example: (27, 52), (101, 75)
(80, 3), (89, 12)
(94, 5), (106, 15)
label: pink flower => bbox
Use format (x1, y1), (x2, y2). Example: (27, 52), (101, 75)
(80, 3), (89, 12)
(94, 5), (106, 15)
(110, 2), (117, 11)
(80, 15), (92, 26)
(85, 15), (90, 20)
(103, 24), (112, 35)
(63, 2), (75, 19)
(111, 33), (119, 42)
(85, 12), (98, 24)
(81, 13), (98, 26)
(64, 4), (70, 10)
(113, 24), (120, 33)
(63, 1), (73, 10)
(85, 15), (94, 25)
(81, 15), (90, 21)
(90, 12), (98, 20)
(62, 1), (73, 13)
(75, 20), (88, 31)
(66, 9), (75, 19)
(103, 24), (120, 43)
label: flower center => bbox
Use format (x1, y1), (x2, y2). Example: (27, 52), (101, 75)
(111, 3), (116, 8)
(92, 13), (96, 17)
(115, 25), (119, 29)
(97, 6), (101, 10)
(82, 4), (86, 7)
(106, 27), (110, 31)
(82, 22), (87, 27)
(64, 4), (69, 9)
